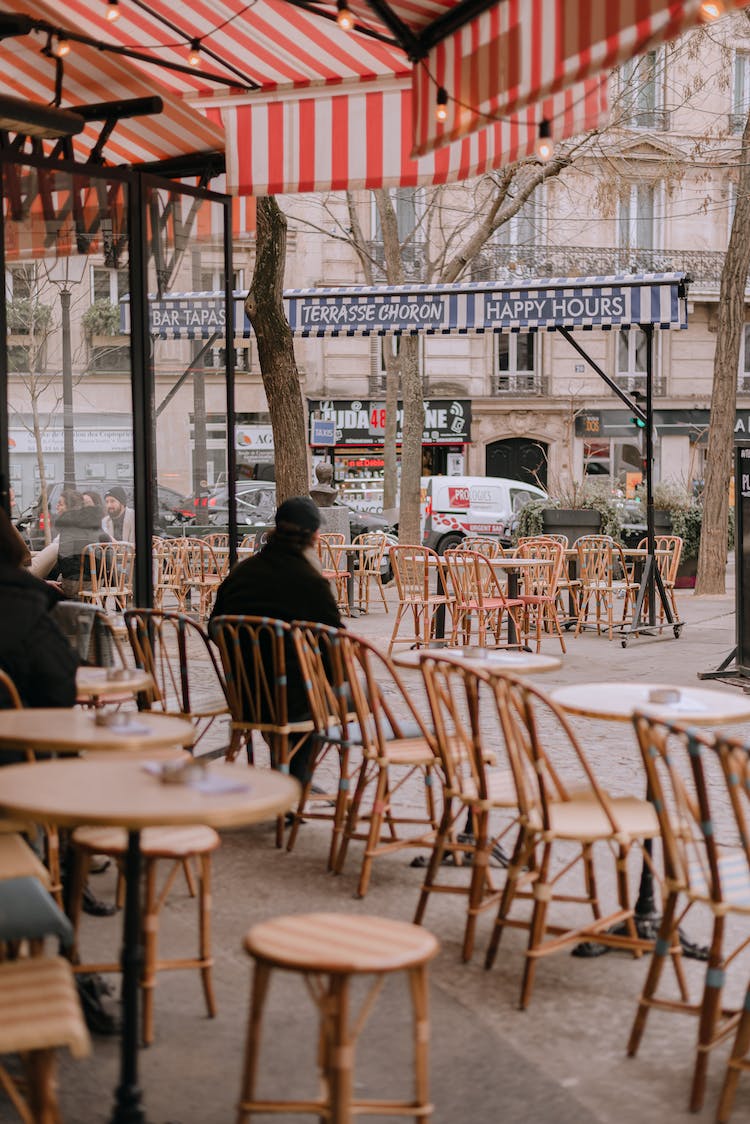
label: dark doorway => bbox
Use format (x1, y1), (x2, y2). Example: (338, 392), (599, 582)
(486, 438), (548, 488)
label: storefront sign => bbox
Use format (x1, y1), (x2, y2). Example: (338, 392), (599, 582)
(308, 399), (471, 445)
(8, 428), (132, 453)
(310, 418), (336, 446)
(235, 424), (274, 451)
(575, 409), (750, 440)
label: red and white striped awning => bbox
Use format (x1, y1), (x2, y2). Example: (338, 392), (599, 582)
(9, 0), (750, 193)
(0, 0), (223, 168)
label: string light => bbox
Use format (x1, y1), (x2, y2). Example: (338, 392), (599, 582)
(699, 1), (724, 19)
(106, 0), (120, 22)
(535, 119), (553, 162)
(187, 38), (201, 66)
(336, 0), (354, 32)
(435, 86), (448, 122)
(52, 36), (71, 58)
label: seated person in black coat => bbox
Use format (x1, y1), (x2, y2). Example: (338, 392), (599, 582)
(210, 496), (343, 782)
(0, 507), (78, 710)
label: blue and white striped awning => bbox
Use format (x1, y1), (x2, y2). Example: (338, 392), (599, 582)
(139, 272), (688, 340)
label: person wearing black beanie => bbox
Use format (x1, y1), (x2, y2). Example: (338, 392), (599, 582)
(210, 495), (343, 783)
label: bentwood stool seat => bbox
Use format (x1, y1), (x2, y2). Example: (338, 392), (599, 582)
(68, 824), (220, 1046)
(236, 912), (439, 1124)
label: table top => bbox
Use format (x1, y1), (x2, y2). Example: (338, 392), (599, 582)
(76, 667), (154, 700)
(490, 556), (553, 569)
(0, 709), (195, 754)
(550, 682), (750, 725)
(0, 759), (299, 830)
(392, 646), (561, 673)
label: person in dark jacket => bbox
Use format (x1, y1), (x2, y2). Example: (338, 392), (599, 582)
(0, 507), (78, 709)
(210, 496), (342, 782)
(53, 490), (110, 599)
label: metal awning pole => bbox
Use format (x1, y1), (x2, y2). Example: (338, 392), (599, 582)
(645, 324), (656, 626)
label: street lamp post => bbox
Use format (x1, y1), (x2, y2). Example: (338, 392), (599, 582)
(60, 287), (75, 486)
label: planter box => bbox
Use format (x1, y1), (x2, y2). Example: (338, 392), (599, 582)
(675, 554), (697, 589)
(541, 508), (601, 545)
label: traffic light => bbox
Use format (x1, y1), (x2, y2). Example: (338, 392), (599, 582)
(631, 414), (646, 429)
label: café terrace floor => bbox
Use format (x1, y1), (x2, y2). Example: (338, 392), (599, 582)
(9, 562), (750, 1124)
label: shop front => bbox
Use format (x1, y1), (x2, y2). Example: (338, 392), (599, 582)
(308, 397), (471, 512)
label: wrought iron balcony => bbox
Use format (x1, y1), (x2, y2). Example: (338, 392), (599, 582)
(469, 245), (728, 289)
(494, 373), (547, 396)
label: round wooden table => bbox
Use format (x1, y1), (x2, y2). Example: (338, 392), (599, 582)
(550, 682), (750, 725)
(0, 708), (195, 756)
(550, 680), (750, 949)
(76, 667), (154, 706)
(0, 759), (299, 1124)
(393, 647), (561, 673)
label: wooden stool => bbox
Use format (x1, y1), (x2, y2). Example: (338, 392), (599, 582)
(0, 955), (90, 1123)
(236, 912), (439, 1124)
(69, 824), (220, 1046)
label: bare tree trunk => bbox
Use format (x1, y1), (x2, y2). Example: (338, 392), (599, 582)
(695, 111), (750, 594)
(399, 335), (422, 543)
(246, 196), (309, 504)
(382, 347), (399, 511)
(31, 393), (50, 546)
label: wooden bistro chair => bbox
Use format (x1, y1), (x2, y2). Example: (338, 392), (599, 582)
(153, 538), (188, 612)
(235, 912), (438, 1124)
(351, 532), (389, 613)
(316, 533), (350, 616)
(124, 608), (229, 753)
(574, 534), (638, 640)
(182, 538), (225, 619)
(716, 733), (750, 1123)
(387, 545), (452, 655)
(415, 655), (523, 963)
(514, 538), (567, 653)
(68, 824), (219, 1047)
(456, 535), (502, 558)
(628, 715), (750, 1114)
(483, 676), (658, 1009)
(442, 548), (524, 649)
(209, 615), (315, 848)
(311, 630), (439, 897)
(636, 534), (683, 623)
(79, 541), (135, 613)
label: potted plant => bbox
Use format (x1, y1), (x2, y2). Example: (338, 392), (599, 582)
(515, 478), (623, 545)
(82, 299), (122, 342)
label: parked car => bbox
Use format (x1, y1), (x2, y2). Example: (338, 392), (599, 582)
(18, 481), (191, 549)
(420, 474), (547, 553)
(202, 480), (397, 540)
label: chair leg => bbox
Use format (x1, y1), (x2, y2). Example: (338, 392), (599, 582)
(717, 984), (750, 1124)
(141, 858), (158, 1047)
(335, 757), (370, 878)
(690, 915), (726, 1112)
(414, 802), (453, 926)
(198, 854), (217, 1020)
(325, 974), (353, 1124)
(26, 1049), (59, 1124)
(67, 848), (91, 963)
(519, 861), (551, 1011)
(236, 961), (273, 1124)
(627, 891), (680, 1057)
(463, 810), (490, 963)
(355, 765), (388, 899)
(484, 829), (527, 970)
(409, 965), (432, 1123)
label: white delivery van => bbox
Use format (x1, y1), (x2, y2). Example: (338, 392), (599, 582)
(421, 475), (547, 553)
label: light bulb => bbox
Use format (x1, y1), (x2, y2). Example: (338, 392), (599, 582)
(336, 1), (354, 31)
(188, 38), (201, 66)
(535, 119), (553, 162)
(106, 0), (120, 22)
(53, 37), (71, 57)
(436, 87), (448, 122)
(699, 0), (724, 19)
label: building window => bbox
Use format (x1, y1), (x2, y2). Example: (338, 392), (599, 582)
(494, 186), (544, 252)
(739, 324), (750, 392)
(618, 183), (657, 254)
(198, 268), (244, 292)
(372, 189), (423, 243)
(202, 346), (252, 373)
(618, 50), (668, 130)
(732, 50), (750, 133)
(616, 328), (663, 394)
(91, 265), (129, 304)
(374, 335), (425, 393)
(495, 333), (540, 394)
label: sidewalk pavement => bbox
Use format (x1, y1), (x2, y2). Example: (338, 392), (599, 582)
(34, 567), (750, 1124)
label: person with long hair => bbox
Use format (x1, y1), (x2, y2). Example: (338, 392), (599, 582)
(0, 507), (78, 708)
(53, 489), (110, 599)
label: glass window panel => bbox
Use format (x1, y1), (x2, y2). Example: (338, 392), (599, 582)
(5, 164), (133, 566)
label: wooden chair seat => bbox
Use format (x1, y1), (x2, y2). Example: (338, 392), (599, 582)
(72, 825), (220, 859)
(0, 956), (89, 1057)
(687, 849), (750, 909)
(0, 834), (50, 889)
(0, 955), (90, 1124)
(69, 824), (219, 1046)
(529, 794), (659, 841)
(447, 768), (518, 806)
(236, 912), (437, 1124)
